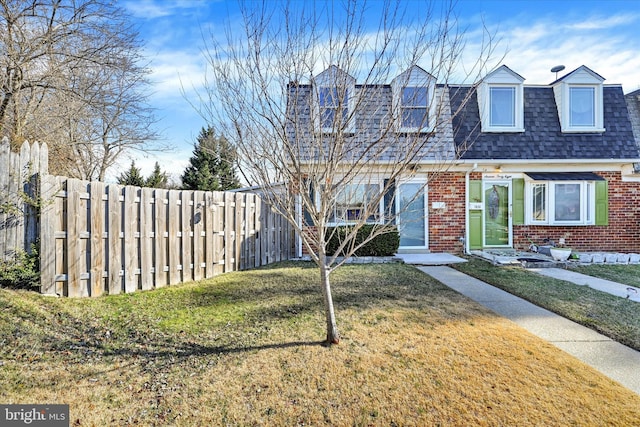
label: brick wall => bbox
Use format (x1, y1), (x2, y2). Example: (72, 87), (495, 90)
(427, 172), (467, 252)
(300, 170), (640, 255)
(513, 171), (640, 253)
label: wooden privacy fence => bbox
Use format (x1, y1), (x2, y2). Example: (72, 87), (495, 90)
(0, 138), (47, 261)
(39, 176), (295, 297)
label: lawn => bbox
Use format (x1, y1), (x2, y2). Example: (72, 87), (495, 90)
(453, 257), (640, 351)
(1, 262), (639, 425)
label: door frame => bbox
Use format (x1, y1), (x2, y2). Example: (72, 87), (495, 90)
(396, 179), (428, 251)
(482, 179), (513, 247)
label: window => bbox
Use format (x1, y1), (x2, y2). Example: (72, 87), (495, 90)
(400, 87), (428, 130)
(489, 86), (515, 127)
(569, 86), (595, 127)
(531, 183), (546, 221)
(319, 87), (348, 131)
(328, 183), (382, 225)
(527, 181), (595, 225)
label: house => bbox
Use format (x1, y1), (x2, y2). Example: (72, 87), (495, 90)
(288, 65), (640, 254)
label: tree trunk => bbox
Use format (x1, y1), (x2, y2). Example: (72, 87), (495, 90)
(319, 256), (340, 345)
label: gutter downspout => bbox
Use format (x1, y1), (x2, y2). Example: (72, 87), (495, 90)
(464, 163), (478, 255)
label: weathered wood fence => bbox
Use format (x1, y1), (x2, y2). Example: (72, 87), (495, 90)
(0, 138), (48, 261)
(1, 138), (295, 297)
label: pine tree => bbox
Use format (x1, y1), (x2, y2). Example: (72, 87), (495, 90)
(145, 162), (168, 189)
(117, 161), (145, 186)
(181, 126), (241, 191)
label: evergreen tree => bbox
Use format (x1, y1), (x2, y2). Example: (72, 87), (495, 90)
(117, 161), (145, 186)
(181, 126), (241, 191)
(145, 162), (168, 189)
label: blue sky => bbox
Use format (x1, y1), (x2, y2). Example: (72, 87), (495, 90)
(120, 0), (640, 182)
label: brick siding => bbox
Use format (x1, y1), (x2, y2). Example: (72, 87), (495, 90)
(300, 170), (640, 255)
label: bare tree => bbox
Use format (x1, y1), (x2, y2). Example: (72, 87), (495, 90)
(0, 0), (159, 180)
(200, 0), (496, 345)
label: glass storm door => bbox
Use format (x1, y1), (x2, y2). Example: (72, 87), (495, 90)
(483, 181), (512, 247)
(397, 182), (427, 249)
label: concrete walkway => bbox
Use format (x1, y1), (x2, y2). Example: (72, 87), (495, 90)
(531, 268), (640, 303)
(417, 266), (640, 395)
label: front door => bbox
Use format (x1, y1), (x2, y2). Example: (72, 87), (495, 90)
(397, 181), (428, 250)
(483, 181), (512, 247)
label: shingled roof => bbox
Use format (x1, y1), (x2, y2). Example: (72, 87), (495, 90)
(450, 85), (640, 160)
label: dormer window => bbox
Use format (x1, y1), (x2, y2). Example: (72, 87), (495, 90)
(569, 86), (595, 127)
(391, 66), (436, 133)
(313, 66), (355, 133)
(489, 86), (516, 127)
(401, 87), (429, 129)
(552, 65), (605, 133)
(319, 86), (348, 130)
(478, 65), (525, 133)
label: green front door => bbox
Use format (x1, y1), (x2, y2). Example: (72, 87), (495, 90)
(483, 181), (511, 247)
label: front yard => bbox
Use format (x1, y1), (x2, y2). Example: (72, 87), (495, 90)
(1, 262), (639, 425)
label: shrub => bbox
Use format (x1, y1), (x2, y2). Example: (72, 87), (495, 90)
(326, 225), (399, 257)
(0, 246), (40, 290)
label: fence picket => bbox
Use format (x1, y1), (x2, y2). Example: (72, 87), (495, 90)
(140, 187), (154, 291)
(203, 192), (214, 278)
(123, 186), (138, 293)
(108, 184), (122, 294)
(181, 191), (193, 282)
(192, 191), (204, 281)
(154, 189), (168, 288)
(168, 190), (181, 284)
(66, 179), (83, 297)
(90, 181), (106, 297)
(39, 175), (57, 295)
(212, 192), (225, 276)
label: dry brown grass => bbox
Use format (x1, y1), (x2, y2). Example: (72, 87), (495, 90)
(1, 262), (639, 426)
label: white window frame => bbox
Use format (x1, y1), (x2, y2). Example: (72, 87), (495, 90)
(558, 84), (604, 133)
(399, 86), (430, 132)
(324, 180), (384, 227)
(318, 86), (351, 133)
(569, 86), (595, 127)
(481, 84), (524, 132)
(525, 180), (596, 225)
(489, 86), (516, 127)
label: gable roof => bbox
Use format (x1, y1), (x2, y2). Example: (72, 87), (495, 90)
(481, 65), (525, 83)
(449, 85), (639, 160)
(550, 65), (605, 86)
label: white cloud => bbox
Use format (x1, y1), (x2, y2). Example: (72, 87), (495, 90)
(147, 50), (207, 100)
(123, 0), (207, 19)
(565, 13), (639, 30)
(464, 13), (640, 92)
